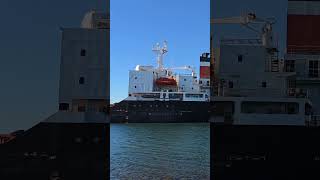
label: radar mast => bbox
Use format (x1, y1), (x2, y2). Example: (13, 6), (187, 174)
(152, 41), (168, 70)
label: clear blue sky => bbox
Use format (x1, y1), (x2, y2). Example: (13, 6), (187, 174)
(110, 0), (210, 103)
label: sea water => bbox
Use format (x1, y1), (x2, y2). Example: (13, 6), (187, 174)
(111, 123), (210, 179)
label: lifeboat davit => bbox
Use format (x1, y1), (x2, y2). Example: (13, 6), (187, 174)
(155, 77), (177, 86)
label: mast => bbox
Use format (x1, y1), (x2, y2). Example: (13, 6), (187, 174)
(152, 41), (168, 70)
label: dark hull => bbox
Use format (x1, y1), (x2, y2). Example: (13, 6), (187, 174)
(0, 122), (109, 180)
(211, 124), (320, 180)
(111, 100), (211, 123)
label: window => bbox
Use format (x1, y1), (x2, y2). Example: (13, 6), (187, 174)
(309, 60), (319, 78)
(185, 94), (204, 98)
(241, 102), (299, 114)
(285, 60), (295, 72)
(59, 103), (69, 111)
(184, 79), (186, 81)
(199, 80), (202, 84)
(305, 103), (312, 115)
(288, 80), (296, 88)
(134, 86), (137, 88)
(262, 81), (267, 88)
(169, 93), (183, 99)
(78, 106), (86, 112)
(228, 81), (234, 88)
(207, 81), (210, 86)
(79, 77), (85, 84)
(238, 55), (243, 63)
(80, 49), (86, 56)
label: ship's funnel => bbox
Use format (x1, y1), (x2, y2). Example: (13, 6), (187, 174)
(287, 0), (320, 54)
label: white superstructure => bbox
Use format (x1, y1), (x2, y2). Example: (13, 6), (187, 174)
(210, 12), (315, 126)
(58, 10), (109, 113)
(126, 41), (209, 102)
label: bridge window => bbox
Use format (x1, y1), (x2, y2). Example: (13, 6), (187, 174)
(305, 103), (312, 115)
(79, 77), (85, 84)
(78, 106), (86, 112)
(228, 81), (233, 88)
(238, 55), (243, 63)
(309, 60), (319, 78)
(285, 60), (295, 72)
(241, 101), (299, 114)
(185, 94), (203, 98)
(59, 103), (69, 111)
(80, 49), (86, 56)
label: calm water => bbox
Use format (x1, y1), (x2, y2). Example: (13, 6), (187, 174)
(110, 123), (210, 180)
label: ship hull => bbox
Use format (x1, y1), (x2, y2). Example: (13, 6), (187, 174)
(0, 122), (109, 180)
(211, 124), (320, 180)
(111, 100), (211, 123)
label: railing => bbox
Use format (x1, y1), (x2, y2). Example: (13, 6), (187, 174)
(220, 38), (262, 45)
(305, 115), (320, 127)
(287, 88), (309, 98)
(287, 45), (320, 55)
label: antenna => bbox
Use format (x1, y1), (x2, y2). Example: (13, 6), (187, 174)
(152, 41), (168, 70)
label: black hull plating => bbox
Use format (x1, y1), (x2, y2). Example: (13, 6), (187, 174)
(111, 100), (211, 123)
(0, 122), (109, 180)
(211, 124), (320, 180)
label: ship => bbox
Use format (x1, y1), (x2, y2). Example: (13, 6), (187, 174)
(0, 10), (110, 180)
(111, 41), (212, 123)
(210, 0), (320, 179)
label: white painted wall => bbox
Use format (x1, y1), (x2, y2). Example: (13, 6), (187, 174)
(217, 43), (288, 97)
(176, 75), (199, 92)
(59, 28), (108, 105)
(128, 70), (154, 94)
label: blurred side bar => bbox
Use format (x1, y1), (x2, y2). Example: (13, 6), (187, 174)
(0, 7), (110, 180)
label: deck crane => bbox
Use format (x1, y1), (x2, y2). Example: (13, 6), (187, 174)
(211, 12), (276, 48)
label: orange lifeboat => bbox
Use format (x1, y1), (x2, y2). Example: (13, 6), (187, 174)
(155, 77), (177, 86)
